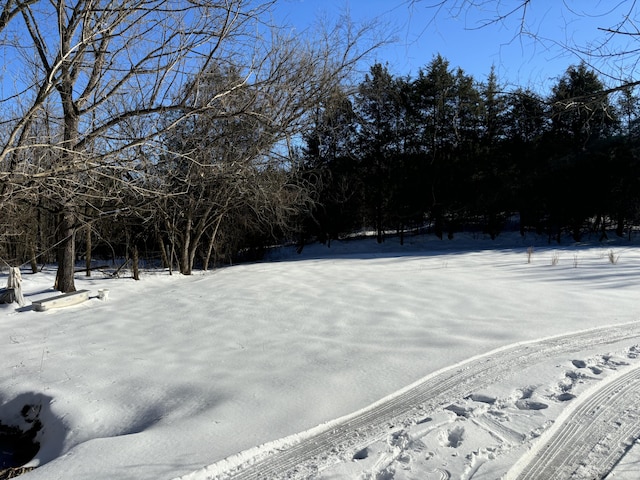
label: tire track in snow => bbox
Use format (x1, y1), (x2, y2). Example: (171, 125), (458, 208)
(509, 363), (640, 480)
(190, 322), (640, 480)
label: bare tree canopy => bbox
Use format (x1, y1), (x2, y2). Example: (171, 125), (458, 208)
(413, 0), (640, 89)
(0, 0), (387, 291)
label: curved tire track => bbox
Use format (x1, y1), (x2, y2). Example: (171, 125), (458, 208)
(201, 323), (640, 480)
(511, 364), (640, 479)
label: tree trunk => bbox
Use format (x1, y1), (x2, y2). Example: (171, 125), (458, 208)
(55, 69), (80, 292)
(54, 209), (77, 292)
(85, 224), (92, 276)
(169, 242), (175, 276)
(616, 212), (625, 237)
(180, 222), (192, 275)
(159, 240), (169, 269)
(132, 244), (140, 281)
(376, 206), (383, 244)
(187, 204), (215, 273)
(156, 224), (169, 269)
(29, 243), (38, 274)
(179, 208), (194, 275)
(203, 213), (225, 271)
(203, 233), (215, 271)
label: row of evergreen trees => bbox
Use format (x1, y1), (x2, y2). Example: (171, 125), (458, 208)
(3, 56), (636, 274)
(298, 57), (640, 245)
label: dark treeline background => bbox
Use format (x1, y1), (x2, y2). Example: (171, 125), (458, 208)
(299, 58), (640, 247)
(3, 56), (639, 274)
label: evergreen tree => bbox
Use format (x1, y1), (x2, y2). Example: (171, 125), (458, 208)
(301, 87), (362, 245)
(413, 55), (481, 238)
(546, 63), (619, 241)
(608, 85), (640, 237)
(617, 84), (640, 136)
(550, 62), (617, 150)
(355, 63), (403, 243)
(503, 89), (549, 235)
(413, 55), (458, 238)
(387, 75), (427, 243)
(474, 66), (511, 238)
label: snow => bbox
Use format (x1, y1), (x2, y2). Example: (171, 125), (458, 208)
(2, 233), (640, 479)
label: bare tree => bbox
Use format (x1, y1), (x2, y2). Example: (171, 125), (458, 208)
(157, 16), (382, 274)
(1, 1), (271, 290)
(0, 0), (37, 31)
(0, 1), (386, 291)
(415, 1), (640, 91)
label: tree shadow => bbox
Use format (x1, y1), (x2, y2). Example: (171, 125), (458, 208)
(0, 392), (66, 468)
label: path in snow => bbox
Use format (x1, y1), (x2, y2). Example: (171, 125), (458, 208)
(180, 322), (640, 480)
(509, 363), (640, 479)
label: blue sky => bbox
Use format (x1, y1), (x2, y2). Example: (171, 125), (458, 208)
(273, 0), (639, 91)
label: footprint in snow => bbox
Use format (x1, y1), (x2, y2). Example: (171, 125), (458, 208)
(515, 399), (548, 410)
(556, 392), (576, 402)
(439, 425), (464, 448)
(468, 393), (497, 405)
(352, 447), (369, 461)
(512, 385), (548, 410)
(444, 403), (472, 418)
(518, 385), (537, 399)
(572, 359), (588, 368)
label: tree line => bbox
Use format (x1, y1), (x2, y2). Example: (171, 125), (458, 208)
(0, 1), (383, 291)
(1, 3), (639, 291)
(298, 58), (640, 246)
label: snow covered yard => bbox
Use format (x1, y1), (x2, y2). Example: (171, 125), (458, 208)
(2, 234), (640, 479)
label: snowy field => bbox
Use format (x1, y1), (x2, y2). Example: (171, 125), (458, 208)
(3, 233), (640, 479)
